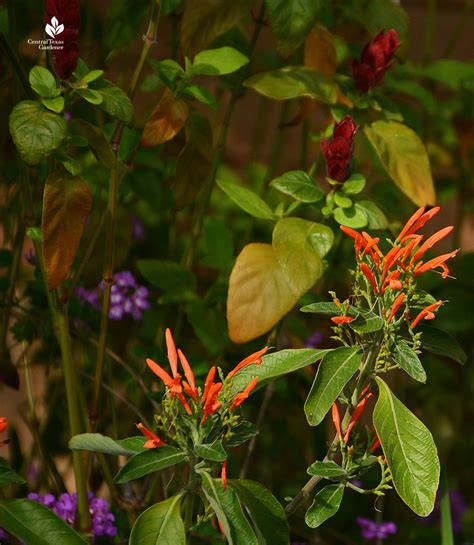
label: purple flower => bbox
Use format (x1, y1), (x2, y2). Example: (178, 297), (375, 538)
(132, 215), (145, 241)
(25, 492), (117, 541)
(0, 528), (7, 541)
(304, 331), (324, 348)
(76, 271), (150, 322)
(357, 517), (397, 541)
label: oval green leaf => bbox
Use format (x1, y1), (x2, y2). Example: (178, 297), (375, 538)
(270, 170), (324, 203)
(373, 377), (440, 516)
(195, 440), (227, 462)
(69, 433), (146, 457)
(305, 484), (344, 528)
(307, 460), (346, 478)
(0, 459), (26, 488)
(217, 177), (274, 220)
(393, 340), (426, 383)
(305, 347), (362, 426)
(193, 47), (249, 76)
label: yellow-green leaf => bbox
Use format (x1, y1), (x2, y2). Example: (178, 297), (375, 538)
(42, 172), (93, 291)
(364, 121), (436, 207)
(141, 88), (188, 147)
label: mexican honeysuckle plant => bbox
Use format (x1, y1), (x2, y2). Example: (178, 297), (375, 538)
(69, 329), (290, 544)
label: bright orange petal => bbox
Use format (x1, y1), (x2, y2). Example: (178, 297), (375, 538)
(146, 358), (173, 386)
(165, 328), (179, 377)
(177, 349), (196, 390)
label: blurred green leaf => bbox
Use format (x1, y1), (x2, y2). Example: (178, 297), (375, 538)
(0, 459), (25, 488)
(69, 433), (146, 457)
(137, 259), (196, 294)
(417, 326), (466, 365)
(185, 299), (228, 355)
(91, 80), (133, 124)
(114, 447), (187, 484)
(193, 47), (249, 75)
(217, 175), (274, 220)
(355, 200), (389, 229)
(333, 205), (368, 228)
(419, 60), (474, 90)
(29, 66), (59, 99)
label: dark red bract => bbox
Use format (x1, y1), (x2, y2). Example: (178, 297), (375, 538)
(321, 116), (358, 183)
(44, 0), (80, 80)
(352, 29), (400, 93)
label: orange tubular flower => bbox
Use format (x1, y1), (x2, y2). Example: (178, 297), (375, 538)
(331, 315), (354, 324)
(146, 358), (183, 395)
(414, 250), (458, 278)
(387, 292), (405, 323)
(370, 436), (381, 453)
(361, 232), (381, 268)
(343, 393), (373, 444)
(201, 382), (223, 424)
(227, 347), (269, 379)
(398, 235), (423, 264)
(360, 263), (378, 293)
(340, 225), (365, 257)
(202, 366), (216, 403)
(136, 423), (165, 449)
(165, 328), (179, 378)
(177, 349), (198, 400)
(332, 403), (342, 441)
(397, 206), (440, 242)
(410, 301), (443, 329)
(230, 378), (259, 411)
(381, 245), (401, 281)
(411, 226), (453, 263)
(221, 460), (227, 491)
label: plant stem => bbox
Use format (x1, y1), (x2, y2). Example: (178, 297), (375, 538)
(284, 339), (382, 517)
(88, 0), (160, 433)
(442, 0), (473, 58)
(184, 460), (197, 544)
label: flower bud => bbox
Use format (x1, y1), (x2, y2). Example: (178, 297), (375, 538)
(321, 116), (358, 182)
(352, 29), (400, 93)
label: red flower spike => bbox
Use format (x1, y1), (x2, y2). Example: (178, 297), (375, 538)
(165, 328), (179, 378)
(343, 393), (373, 444)
(360, 263), (378, 293)
(202, 366), (216, 403)
(321, 116), (358, 182)
(227, 347), (269, 379)
(136, 423), (165, 449)
(332, 403), (342, 441)
(230, 378), (259, 411)
(221, 460), (228, 491)
(410, 226), (454, 263)
(331, 316), (354, 324)
(387, 292), (405, 323)
(352, 29), (400, 93)
(177, 349), (198, 399)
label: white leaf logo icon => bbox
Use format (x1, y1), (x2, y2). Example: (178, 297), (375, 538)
(45, 16), (64, 38)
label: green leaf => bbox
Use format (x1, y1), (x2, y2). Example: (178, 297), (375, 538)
(373, 378), (440, 516)
(41, 97), (65, 114)
(129, 494), (185, 545)
(137, 259), (196, 295)
(229, 348), (331, 396)
(76, 88), (103, 105)
(265, 0), (322, 57)
(41, 172), (93, 290)
(270, 170), (324, 203)
(364, 121), (435, 207)
(199, 471), (258, 545)
(363, 0), (409, 41)
(217, 175), (274, 220)
(334, 192), (352, 208)
(149, 59), (184, 87)
(180, 84), (216, 107)
(195, 440), (227, 462)
(417, 326), (466, 365)
(0, 459), (25, 488)
(308, 226), (334, 258)
(419, 60), (474, 91)
(300, 302), (344, 315)
(9, 101), (67, 165)
(69, 119), (116, 168)
(185, 299), (228, 356)
(230, 480), (290, 545)
(180, 0), (253, 56)
(114, 446), (187, 484)
(307, 460), (346, 478)
(393, 340), (426, 383)
(226, 422), (258, 448)
(342, 174), (366, 195)
(193, 47), (249, 76)
(440, 470), (454, 545)
(305, 347), (362, 426)
(200, 218), (234, 273)
(305, 484), (344, 528)
(349, 309), (384, 334)
(355, 200), (388, 230)
(244, 67), (337, 103)
(333, 205), (368, 228)
(29, 66), (59, 98)
(92, 80), (133, 124)
(0, 499), (87, 544)
(69, 433), (146, 457)
(82, 69), (104, 83)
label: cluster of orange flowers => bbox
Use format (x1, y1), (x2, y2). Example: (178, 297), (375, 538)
(333, 206), (458, 329)
(135, 328), (268, 448)
(0, 417), (8, 448)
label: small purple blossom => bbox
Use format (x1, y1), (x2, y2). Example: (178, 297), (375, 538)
(76, 271), (150, 321)
(356, 517), (397, 541)
(304, 331), (324, 348)
(24, 248), (37, 267)
(0, 528), (7, 541)
(132, 215), (145, 241)
(25, 492), (117, 541)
